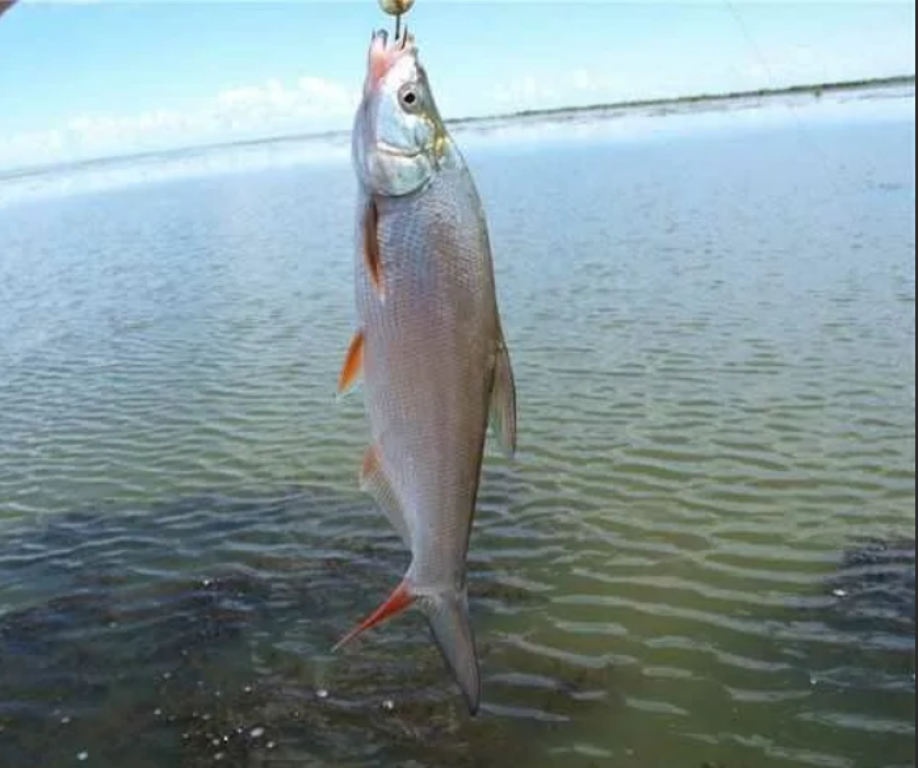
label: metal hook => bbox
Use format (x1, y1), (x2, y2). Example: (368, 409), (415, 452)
(379, 0), (414, 41)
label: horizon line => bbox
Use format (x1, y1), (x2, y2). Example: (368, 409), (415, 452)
(3, 73), (914, 179)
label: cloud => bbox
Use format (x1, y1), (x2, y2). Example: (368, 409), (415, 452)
(0, 73), (359, 170)
(1, 129), (66, 162)
(215, 76), (357, 125)
(489, 68), (621, 113)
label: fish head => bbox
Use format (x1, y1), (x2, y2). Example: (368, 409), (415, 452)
(353, 29), (448, 197)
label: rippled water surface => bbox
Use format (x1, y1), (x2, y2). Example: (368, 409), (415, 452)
(1, 97), (915, 768)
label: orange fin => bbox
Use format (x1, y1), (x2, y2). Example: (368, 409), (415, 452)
(333, 580), (415, 652)
(363, 198), (385, 301)
(337, 329), (365, 396)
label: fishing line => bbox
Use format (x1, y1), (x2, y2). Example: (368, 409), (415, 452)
(723, 0), (834, 174)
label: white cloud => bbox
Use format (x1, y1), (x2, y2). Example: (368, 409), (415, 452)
(490, 68), (621, 113)
(212, 76), (358, 131)
(2, 129), (66, 161)
(0, 73), (359, 171)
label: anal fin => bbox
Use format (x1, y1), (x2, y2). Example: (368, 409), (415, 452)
(361, 445), (410, 545)
(488, 332), (518, 458)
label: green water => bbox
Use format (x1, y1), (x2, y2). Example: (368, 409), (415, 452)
(0, 97), (914, 768)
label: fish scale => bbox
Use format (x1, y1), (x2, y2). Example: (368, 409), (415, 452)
(356, 166), (496, 586)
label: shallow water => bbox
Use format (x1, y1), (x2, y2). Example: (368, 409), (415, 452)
(0, 94), (915, 768)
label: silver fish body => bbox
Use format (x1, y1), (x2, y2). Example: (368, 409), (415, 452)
(334, 30), (517, 716)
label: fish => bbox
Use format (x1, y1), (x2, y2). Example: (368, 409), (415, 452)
(333, 28), (518, 716)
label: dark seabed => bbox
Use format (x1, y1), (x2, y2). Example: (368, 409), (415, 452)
(0, 92), (915, 768)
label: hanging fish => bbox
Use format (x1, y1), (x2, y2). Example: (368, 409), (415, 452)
(335, 28), (517, 716)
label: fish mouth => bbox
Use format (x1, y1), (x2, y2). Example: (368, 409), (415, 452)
(367, 28), (417, 87)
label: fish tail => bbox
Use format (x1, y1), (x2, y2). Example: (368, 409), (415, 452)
(421, 588), (482, 716)
(332, 579), (482, 715)
(332, 579), (415, 652)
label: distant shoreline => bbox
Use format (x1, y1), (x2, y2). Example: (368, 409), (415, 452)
(447, 75), (916, 128)
(2, 75), (914, 180)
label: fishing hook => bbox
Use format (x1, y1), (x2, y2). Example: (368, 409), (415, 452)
(379, 0), (414, 40)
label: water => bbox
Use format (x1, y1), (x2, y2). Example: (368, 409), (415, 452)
(0, 91), (915, 768)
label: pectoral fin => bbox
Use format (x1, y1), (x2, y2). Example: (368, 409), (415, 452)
(360, 445), (410, 545)
(488, 334), (518, 458)
(363, 198), (385, 301)
(337, 330), (365, 396)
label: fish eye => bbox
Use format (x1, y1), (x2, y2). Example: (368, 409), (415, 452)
(399, 84), (420, 111)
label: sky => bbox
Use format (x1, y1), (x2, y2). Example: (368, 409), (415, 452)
(0, 1), (914, 171)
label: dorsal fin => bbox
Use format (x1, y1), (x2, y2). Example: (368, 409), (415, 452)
(488, 333), (518, 458)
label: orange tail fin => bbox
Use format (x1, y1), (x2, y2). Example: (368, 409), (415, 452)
(332, 580), (414, 652)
